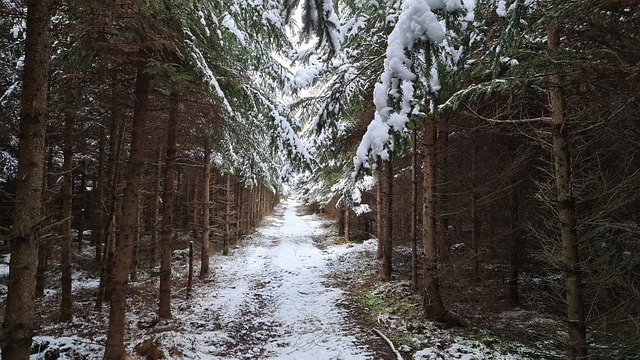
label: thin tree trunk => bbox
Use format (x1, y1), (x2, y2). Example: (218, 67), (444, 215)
(199, 143), (211, 279)
(187, 241), (194, 296)
(438, 124), (450, 234)
(338, 208), (345, 237)
(192, 179), (199, 230)
(422, 117), (447, 320)
(411, 122), (419, 291)
(249, 188), (255, 228)
(236, 183), (243, 237)
(344, 208), (351, 242)
(76, 161), (87, 252)
(150, 149), (162, 267)
(2, 1), (51, 358)
(381, 160), (393, 281)
(245, 186), (251, 233)
(223, 173), (232, 256)
(104, 62), (151, 360)
(508, 174), (521, 306)
(93, 126), (106, 262)
(95, 84), (125, 310)
(35, 73), (56, 300)
(547, 18), (587, 359)
(182, 174), (189, 229)
(159, 93), (178, 319)
(235, 180), (241, 239)
(35, 148), (50, 297)
(257, 184), (263, 220)
(129, 196), (141, 281)
(471, 140), (480, 282)
(376, 172), (383, 259)
(60, 109), (74, 322)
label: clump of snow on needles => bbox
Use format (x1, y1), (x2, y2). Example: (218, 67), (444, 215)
(355, 0), (447, 173)
(353, 204), (371, 216)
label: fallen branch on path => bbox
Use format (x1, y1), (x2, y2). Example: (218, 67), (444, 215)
(371, 328), (403, 360)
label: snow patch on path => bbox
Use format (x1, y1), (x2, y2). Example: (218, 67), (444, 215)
(168, 199), (374, 359)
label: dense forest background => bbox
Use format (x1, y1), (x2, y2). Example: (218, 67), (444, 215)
(1, 0), (639, 359)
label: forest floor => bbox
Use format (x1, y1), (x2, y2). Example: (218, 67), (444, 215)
(1, 199), (563, 359)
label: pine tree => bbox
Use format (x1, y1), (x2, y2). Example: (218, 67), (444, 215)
(1, 1), (53, 358)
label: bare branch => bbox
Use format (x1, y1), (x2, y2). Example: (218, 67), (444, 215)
(371, 329), (403, 360)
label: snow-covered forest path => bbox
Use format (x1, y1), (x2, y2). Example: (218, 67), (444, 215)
(171, 199), (375, 359)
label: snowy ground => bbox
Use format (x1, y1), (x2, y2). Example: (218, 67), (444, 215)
(2, 199), (560, 359)
(151, 200), (377, 359)
(17, 200), (381, 359)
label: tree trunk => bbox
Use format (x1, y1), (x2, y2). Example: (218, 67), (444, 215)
(60, 109), (74, 322)
(411, 122), (419, 291)
(422, 117), (447, 320)
(249, 187), (255, 228)
(438, 123), (450, 234)
(93, 126), (106, 262)
(381, 160), (393, 281)
(150, 150), (162, 267)
(36, 146), (55, 299)
(192, 177), (200, 231)
(35, 154), (49, 298)
(344, 208), (351, 242)
(376, 172), (383, 259)
(2, 1), (52, 358)
(159, 93), (179, 319)
(236, 183), (244, 237)
(95, 84), (125, 310)
(129, 196), (141, 281)
(181, 174), (189, 229)
(76, 161), (87, 252)
(199, 143), (211, 279)
(187, 241), (194, 296)
(224, 173), (232, 256)
(338, 208), (345, 237)
(104, 62), (152, 360)
(471, 140), (480, 282)
(547, 19), (587, 359)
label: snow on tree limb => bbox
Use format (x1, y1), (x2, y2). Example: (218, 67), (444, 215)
(354, 0), (446, 174)
(183, 36), (235, 115)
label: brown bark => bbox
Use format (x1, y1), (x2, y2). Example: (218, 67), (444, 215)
(2, 1), (52, 358)
(192, 177), (199, 230)
(376, 172), (383, 259)
(60, 110), (74, 322)
(35, 158), (48, 298)
(95, 82), (125, 310)
(158, 93), (179, 319)
(471, 140), (480, 282)
(547, 18), (587, 359)
(422, 117), (447, 320)
(411, 122), (419, 291)
(236, 184), (244, 237)
(344, 208), (351, 242)
(104, 62), (152, 360)
(187, 241), (194, 296)
(129, 196), (141, 281)
(223, 173), (232, 256)
(76, 161), (87, 252)
(249, 187), (255, 228)
(150, 150), (162, 267)
(93, 127), (106, 262)
(338, 208), (345, 236)
(381, 160), (393, 281)
(199, 143), (211, 279)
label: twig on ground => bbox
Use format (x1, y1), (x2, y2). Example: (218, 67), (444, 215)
(371, 328), (403, 360)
